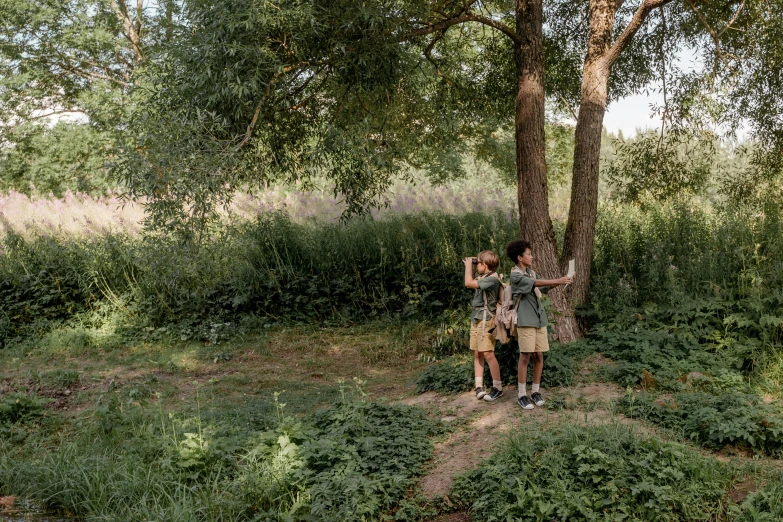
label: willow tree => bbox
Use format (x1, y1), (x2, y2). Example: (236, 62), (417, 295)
(123, 0), (778, 340)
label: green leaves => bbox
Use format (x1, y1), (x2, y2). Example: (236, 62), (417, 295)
(619, 391), (783, 455)
(452, 424), (732, 521)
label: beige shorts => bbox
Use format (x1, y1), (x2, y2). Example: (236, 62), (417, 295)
(470, 317), (497, 352)
(517, 326), (549, 353)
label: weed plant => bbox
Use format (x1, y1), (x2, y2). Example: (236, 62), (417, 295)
(731, 475), (783, 521)
(619, 391), (783, 455)
(450, 422), (735, 521)
(0, 384), (437, 521)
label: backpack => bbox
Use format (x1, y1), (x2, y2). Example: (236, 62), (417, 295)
(495, 266), (538, 343)
(478, 272), (514, 344)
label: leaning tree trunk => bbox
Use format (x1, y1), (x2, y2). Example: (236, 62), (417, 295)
(560, 0), (617, 337)
(561, 0), (670, 338)
(514, 0), (580, 342)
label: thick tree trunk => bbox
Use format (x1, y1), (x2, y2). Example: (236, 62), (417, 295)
(514, 0), (579, 342)
(560, 0), (617, 337)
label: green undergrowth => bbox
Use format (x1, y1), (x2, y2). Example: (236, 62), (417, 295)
(0, 211), (518, 346)
(415, 335), (594, 394)
(732, 476), (783, 521)
(619, 391), (783, 455)
(0, 384), (440, 522)
(451, 422), (738, 521)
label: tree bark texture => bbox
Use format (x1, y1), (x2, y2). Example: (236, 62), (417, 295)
(514, 0), (579, 342)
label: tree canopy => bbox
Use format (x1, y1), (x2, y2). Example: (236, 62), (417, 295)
(3, 0), (783, 338)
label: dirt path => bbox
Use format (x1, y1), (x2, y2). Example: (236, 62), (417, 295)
(408, 382), (627, 499)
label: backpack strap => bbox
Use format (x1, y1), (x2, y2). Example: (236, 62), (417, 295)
(514, 265), (542, 299)
(479, 272), (498, 341)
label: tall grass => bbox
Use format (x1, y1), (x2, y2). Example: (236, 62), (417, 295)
(0, 177), (515, 238)
(1, 211), (518, 343)
(3, 197), (783, 352)
(591, 201), (783, 313)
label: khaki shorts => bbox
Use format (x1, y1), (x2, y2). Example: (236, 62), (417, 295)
(470, 317), (497, 352)
(517, 326), (549, 353)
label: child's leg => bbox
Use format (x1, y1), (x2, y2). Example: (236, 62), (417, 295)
(530, 328), (549, 405)
(532, 352), (544, 385)
(474, 350), (486, 388)
(518, 352), (531, 396)
(484, 351), (501, 385)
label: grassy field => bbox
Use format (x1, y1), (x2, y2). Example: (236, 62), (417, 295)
(2, 318), (783, 521)
(3, 193), (783, 520)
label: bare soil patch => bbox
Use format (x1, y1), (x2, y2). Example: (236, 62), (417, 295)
(426, 512), (471, 522)
(730, 476), (763, 503)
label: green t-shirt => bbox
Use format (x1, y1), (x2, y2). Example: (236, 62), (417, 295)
(510, 267), (550, 328)
(471, 273), (499, 322)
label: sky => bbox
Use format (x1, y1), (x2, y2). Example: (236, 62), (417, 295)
(604, 92), (663, 137)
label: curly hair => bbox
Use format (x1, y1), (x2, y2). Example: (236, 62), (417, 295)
(506, 239), (531, 264)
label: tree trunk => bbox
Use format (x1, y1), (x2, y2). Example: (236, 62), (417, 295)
(560, 0), (617, 337)
(514, 0), (579, 342)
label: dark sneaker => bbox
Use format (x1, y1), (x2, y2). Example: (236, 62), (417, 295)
(475, 387), (487, 400)
(517, 395), (534, 410)
(483, 387), (504, 402)
(531, 392), (545, 407)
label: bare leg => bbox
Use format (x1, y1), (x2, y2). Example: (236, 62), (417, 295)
(484, 351), (501, 382)
(532, 352), (544, 385)
(474, 350), (486, 381)
(518, 352), (532, 386)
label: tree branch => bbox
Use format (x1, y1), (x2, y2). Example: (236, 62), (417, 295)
(406, 11), (521, 44)
(423, 31), (456, 86)
(602, 0), (675, 69)
(110, 0), (143, 62)
(28, 109), (84, 120)
(558, 92), (579, 120)
(237, 62), (330, 149)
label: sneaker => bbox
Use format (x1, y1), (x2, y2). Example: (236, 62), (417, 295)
(531, 392), (545, 407)
(517, 395), (534, 410)
(483, 387), (504, 401)
(475, 387), (487, 400)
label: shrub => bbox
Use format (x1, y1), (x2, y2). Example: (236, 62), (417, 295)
(451, 423), (733, 521)
(1, 211), (519, 342)
(0, 389), (436, 522)
(618, 391), (783, 455)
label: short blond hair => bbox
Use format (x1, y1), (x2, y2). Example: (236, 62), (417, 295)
(477, 250), (499, 272)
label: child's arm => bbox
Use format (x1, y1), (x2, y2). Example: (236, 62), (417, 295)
(463, 258), (480, 289)
(534, 275), (573, 289)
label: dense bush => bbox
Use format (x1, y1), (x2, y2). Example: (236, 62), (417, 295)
(619, 391), (783, 455)
(0, 390), (437, 521)
(590, 202), (783, 353)
(451, 423), (733, 521)
(0, 211), (518, 344)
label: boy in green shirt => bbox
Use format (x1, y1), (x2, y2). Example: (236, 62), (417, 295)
(506, 240), (573, 410)
(463, 250), (503, 402)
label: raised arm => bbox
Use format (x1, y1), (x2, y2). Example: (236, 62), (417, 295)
(534, 275), (573, 287)
(463, 258), (480, 289)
